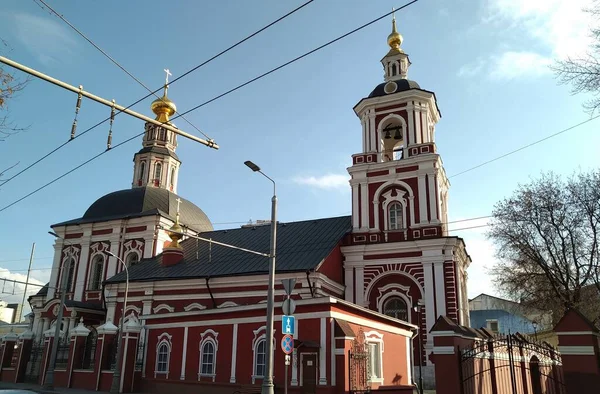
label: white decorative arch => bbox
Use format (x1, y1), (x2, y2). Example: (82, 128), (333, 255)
(198, 329), (219, 381)
(153, 304), (174, 314)
(381, 189), (408, 231)
(184, 302), (206, 312)
(124, 305), (141, 316)
(258, 299), (268, 304)
(372, 180), (415, 231)
(155, 332), (172, 378)
(376, 284), (413, 322)
(217, 301), (238, 308)
(364, 330), (385, 383)
(88, 244), (108, 291)
(377, 113), (407, 145)
(365, 270), (423, 307)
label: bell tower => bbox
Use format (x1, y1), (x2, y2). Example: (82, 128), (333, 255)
(132, 70), (182, 193)
(348, 14), (448, 242)
(341, 16), (471, 378)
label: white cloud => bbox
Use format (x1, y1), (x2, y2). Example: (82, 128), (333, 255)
(489, 51), (552, 80)
(457, 58), (486, 77)
(293, 174), (349, 190)
(0, 267), (50, 320)
(11, 13), (78, 66)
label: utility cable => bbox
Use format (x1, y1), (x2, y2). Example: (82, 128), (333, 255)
(0, 0), (316, 188)
(0, 1), (419, 213)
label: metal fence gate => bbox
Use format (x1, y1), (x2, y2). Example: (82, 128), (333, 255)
(459, 333), (566, 394)
(349, 328), (370, 394)
(23, 342), (44, 384)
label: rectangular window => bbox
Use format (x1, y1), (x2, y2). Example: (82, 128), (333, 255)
(368, 342), (382, 380)
(201, 352), (214, 375)
(487, 320), (499, 333)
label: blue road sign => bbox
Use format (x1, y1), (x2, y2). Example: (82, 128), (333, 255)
(282, 315), (295, 335)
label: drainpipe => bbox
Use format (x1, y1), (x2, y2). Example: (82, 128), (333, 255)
(205, 277), (217, 308)
(305, 270), (314, 298)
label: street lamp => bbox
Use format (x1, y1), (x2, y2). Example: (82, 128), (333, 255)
(412, 300), (424, 394)
(244, 160), (277, 394)
(43, 231), (72, 390)
(532, 320), (538, 341)
(104, 251), (129, 394)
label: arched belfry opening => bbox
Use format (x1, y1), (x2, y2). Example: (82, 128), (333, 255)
(380, 119), (405, 162)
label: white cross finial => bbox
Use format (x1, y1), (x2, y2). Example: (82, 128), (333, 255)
(392, 7), (396, 21)
(176, 197), (182, 214)
(164, 68), (172, 85)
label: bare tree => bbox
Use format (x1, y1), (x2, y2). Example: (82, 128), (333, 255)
(488, 170), (600, 325)
(1, 38), (30, 181)
(553, 1), (600, 114)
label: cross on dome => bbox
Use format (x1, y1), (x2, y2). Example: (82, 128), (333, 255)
(164, 68), (172, 85)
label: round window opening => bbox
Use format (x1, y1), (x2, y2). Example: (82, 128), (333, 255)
(384, 81), (398, 94)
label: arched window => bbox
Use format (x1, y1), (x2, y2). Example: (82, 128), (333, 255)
(89, 255), (104, 291)
(156, 341), (170, 373)
(200, 341), (216, 376)
(170, 167), (176, 189)
(159, 128), (166, 141)
(154, 162), (162, 183)
(389, 202), (403, 230)
(391, 63), (397, 76)
(125, 252), (140, 267)
(64, 258), (76, 292)
(254, 339), (266, 377)
(383, 297), (408, 321)
(139, 162), (146, 183)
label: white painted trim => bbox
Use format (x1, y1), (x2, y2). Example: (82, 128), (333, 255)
(154, 333), (172, 378)
(344, 268), (354, 302)
(422, 262), (436, 337)
(218, 301), (239, 308)
(427, 174), (439, 223)
(365, 333), (384, 384)
(319, 318), (327, 385)
(230, 324), (238, 383)
(198, 331), (218, 382)
(124, 305), (141, 316)
(433, 346), (455, 354)
(417, 175), (428, 224)
(180, 327), (188, 380)
(153, 304), (174, 314)
(558, 346), (596, 355)
(555, 331), (600, 337)
(376, 284), (412, 322)
(184, 303), (206, 312)
(405, 336), (412, 385)
(334, 348), (346, 355)
(355, 267), (364, 306)
(352, 185), (360, 229)
(433, 263), (446, 316)
(364, 270), (424, 309)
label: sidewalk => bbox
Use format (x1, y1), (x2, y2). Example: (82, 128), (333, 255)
(0, 381), (105, 394)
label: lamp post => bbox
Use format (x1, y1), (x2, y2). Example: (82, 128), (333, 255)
(104, 251), (129, 394)
(532, 320), (538, 341)
(244, 160), (277, 394)
(43, 231), (72, 390)
(413, 301), (424, 394)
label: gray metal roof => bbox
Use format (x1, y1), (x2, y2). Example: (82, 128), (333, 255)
(106, 215), (351, 283)
(135, 146), (180, 161)
(52, 187), (213, 233)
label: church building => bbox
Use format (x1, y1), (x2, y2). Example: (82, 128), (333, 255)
(23, 16), (471, 394)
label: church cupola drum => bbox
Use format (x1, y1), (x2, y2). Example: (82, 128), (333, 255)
(132, 69), (181, 193)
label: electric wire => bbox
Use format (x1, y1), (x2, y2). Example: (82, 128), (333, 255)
(0, 1), (419, 213)
(0, 0), (316, 188)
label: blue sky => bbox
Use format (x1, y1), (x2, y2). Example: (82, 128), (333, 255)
(0, 0), (598, 308)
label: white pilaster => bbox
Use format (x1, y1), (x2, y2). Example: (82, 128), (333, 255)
(180, 327), (188, 380)
(418, 175), (428, 224)
(330, 318), (336, 386)
(106, 302), (116, 323)
(319, 318), (327, 385)
(434, 263), (446, 317)
(230, 323), (238, 383)
(47, 241), (63, 300)
(106, 240), (120, 283)
(361, 115), (367, 152)
(360, 182), (369, 230)
(141, 299), (152, 377)
(369, 111), (376, 153)
(373, 201), (380, 230)
(406, 336), (412, 385)
(422, 262), (436, 336)
(352, 184), (360, 229)
(354, 267), (364, 306)
(428, 174), (439, 223)
(74, 237), (91, 301)
(408, 196), (415, 227)
(415, 110), (422, 144)
(407, 105), (415, 147)
(344, 268), (354, 302)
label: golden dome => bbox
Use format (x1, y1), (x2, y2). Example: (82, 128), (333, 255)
(387, 15), (403, 51)
(167, 221), (183, 248)
(151, 85), (177, 123)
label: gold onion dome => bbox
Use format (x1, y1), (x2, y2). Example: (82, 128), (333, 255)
(151, 85), (177, 123)
(387, 15), (403, 52)
(167, 220), (183, 248)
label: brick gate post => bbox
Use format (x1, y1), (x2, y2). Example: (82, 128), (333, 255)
(554, 309), (600, 394)
(429, 316), (477, 394)
(15, 330), (35, 383)
(120, 315), (142, 393)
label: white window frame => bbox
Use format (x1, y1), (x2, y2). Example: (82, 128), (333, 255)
(125, 251), (140, 267)
(198, 329), (219, 381)
(381, 296), (409, 322)
(88, 254), (104, 291)
(139, 161), (146, 182)
(154, 162), (162, 183)
(365, 331), (384, 383)
(486, 319), (500, 333)
(388, 202), (403, 230)
(154, 333), (172, 378)
(381, 189), (408, 231)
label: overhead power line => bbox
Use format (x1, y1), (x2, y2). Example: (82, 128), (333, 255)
(0, 0), (316, 188)
(0, 1), (420, 214)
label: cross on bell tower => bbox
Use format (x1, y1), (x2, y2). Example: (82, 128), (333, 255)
(131, 69), (182, 193)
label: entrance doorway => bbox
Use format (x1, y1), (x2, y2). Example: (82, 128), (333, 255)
(301, 353), (317, 394)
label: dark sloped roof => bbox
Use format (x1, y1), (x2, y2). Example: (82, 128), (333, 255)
(368, 79), (421, 98)
(135, 145), (180, 161)
(106, 215), (352, 283)
(52, 187), (213, 233)
(35, 283), (49, 296)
